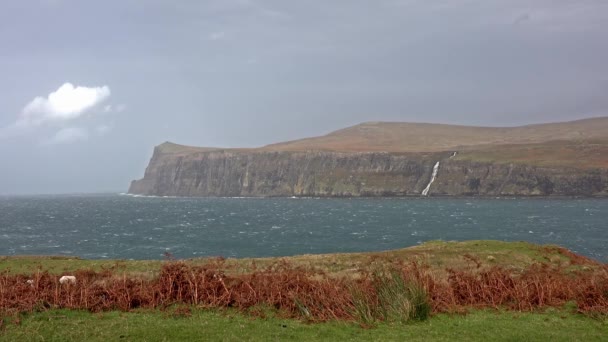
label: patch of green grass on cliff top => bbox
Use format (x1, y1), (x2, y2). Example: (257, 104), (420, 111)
(0, 240), (596, 277)
(1, 308), (606, 342)
(239, 240), (582, 278)
(454, 139), (608, 169)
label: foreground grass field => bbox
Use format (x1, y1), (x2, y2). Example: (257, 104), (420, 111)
(1, 241), (606, 340)
(1, 308), (606, 341)
(0, 240), (589, 276)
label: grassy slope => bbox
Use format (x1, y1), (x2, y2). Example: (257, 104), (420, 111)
(454, 139), (608, 169)
(1, 241), (606, 341)
(156, 117), (608, 169)
(0, 240), (588, 277)
(262, 117), (608, 153)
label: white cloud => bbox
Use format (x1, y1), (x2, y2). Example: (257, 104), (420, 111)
(19, 83), (110, 126)
(1, 82), (119, 145)
(47, 127), (89, 144)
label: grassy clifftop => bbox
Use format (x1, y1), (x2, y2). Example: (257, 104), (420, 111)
(263, 117), (608, 153)
(0, 240), (596, 276)
(154, 117), (608, 169)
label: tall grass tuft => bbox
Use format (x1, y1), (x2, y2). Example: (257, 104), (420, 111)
(350, 269), (431, 325)
(374, 269), (430, 323)
(349, 281), (376, 326)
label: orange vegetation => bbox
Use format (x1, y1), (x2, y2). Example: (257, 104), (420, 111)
(1, 254), (606, 321)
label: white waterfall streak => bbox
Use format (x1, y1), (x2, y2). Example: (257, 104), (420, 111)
(421, 161), (440, 196)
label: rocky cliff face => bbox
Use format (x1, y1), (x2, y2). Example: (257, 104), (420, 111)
(128, 145), (608, 197)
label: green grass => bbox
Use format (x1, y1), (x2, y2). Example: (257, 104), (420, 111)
(0, 240), (593, 277)
(0, 256), (162, 277)
(454, 139), (608, 169)
(0, 241), (606, 340)
(1, 309), (606, 341)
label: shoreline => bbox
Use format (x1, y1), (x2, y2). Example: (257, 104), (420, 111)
(1, 240), (606, 264)
(2, 191), (607, 199)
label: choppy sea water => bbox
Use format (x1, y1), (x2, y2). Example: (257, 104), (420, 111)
(0, 194), (606, 261)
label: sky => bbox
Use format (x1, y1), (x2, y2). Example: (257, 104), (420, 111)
(0, 0), (607, 194)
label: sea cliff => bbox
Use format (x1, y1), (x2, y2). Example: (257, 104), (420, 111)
(128, 144), (608, 197)
(129, 118), (608, 197)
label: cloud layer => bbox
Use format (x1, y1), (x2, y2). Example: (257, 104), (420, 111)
(47, 127), (89, 144)
(19, 83), (110, 126)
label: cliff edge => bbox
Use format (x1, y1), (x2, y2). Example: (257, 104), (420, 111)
(129, 117), (608, 197)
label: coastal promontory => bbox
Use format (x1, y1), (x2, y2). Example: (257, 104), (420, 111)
(129, 117), (608, 197)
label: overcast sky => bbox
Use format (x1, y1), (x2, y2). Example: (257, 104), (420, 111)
(1, 0), (607, 194)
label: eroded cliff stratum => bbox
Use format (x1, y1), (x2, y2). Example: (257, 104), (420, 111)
(129, 117), (608, 197)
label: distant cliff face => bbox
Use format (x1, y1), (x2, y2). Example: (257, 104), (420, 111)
(128, 146), (608, 197)
(130, 118), (608, 197)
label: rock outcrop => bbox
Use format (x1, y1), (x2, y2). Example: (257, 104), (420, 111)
(129, 143), (608, 197)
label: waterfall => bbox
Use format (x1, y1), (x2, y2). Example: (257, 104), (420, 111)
(421, 161), (440, 196)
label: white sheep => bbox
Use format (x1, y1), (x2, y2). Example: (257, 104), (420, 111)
(59, 275), (77, 285)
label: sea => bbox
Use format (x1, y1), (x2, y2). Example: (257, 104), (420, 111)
(0, 194), (606, 262)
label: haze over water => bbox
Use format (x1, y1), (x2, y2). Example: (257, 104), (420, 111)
(0, 195), (606, 262)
